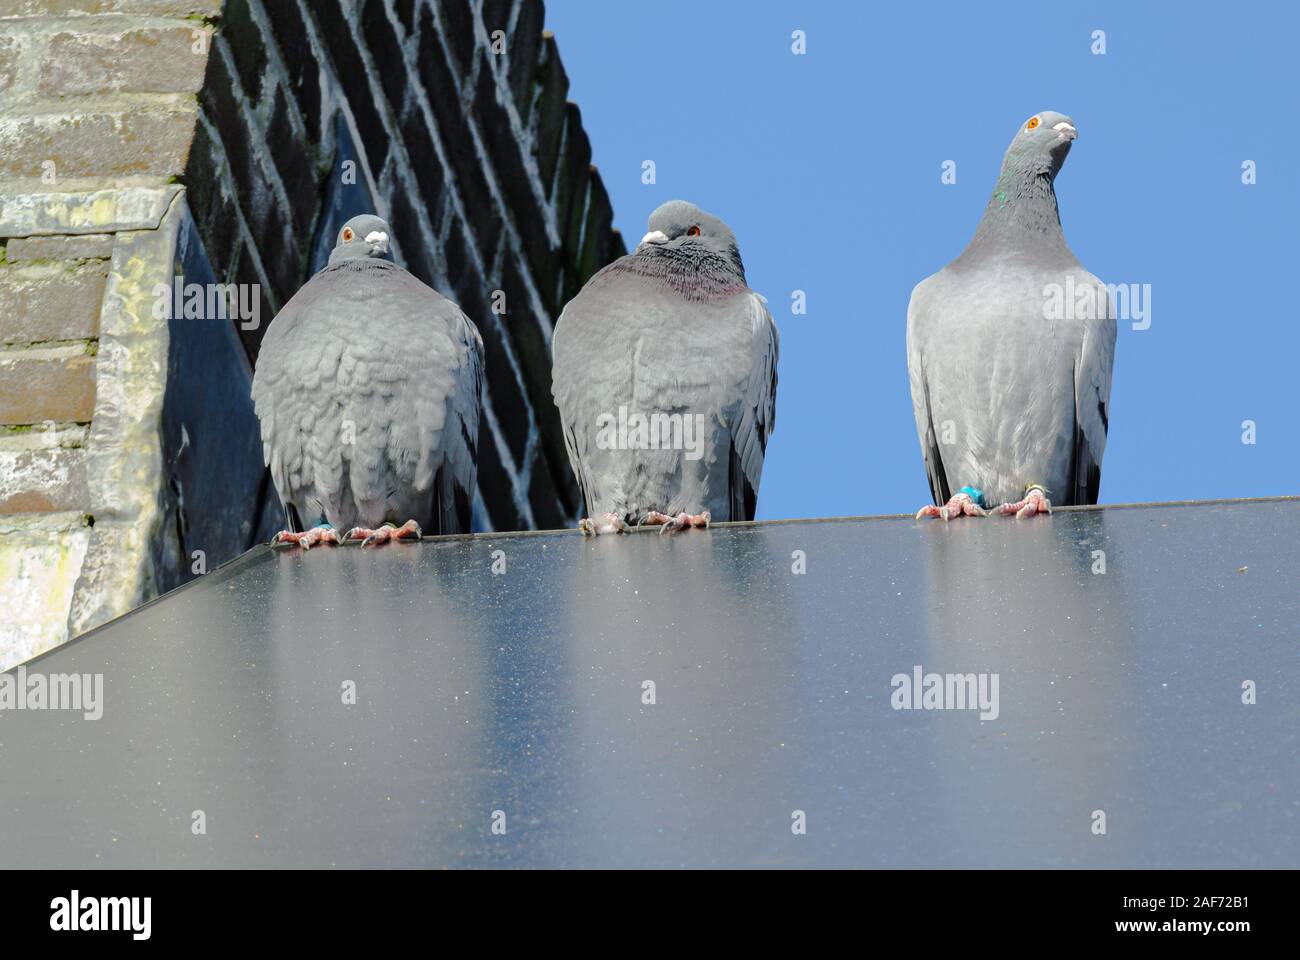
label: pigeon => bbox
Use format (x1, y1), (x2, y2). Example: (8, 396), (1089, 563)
(907, 111), (1116, 521)
(552, 200), (778, 535)
(251, 214), (484, 547)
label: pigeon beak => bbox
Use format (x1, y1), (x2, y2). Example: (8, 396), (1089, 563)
(637, 230), (669, 251)
(1052, 121), (1077, 141)
(364, 230), (390, 253)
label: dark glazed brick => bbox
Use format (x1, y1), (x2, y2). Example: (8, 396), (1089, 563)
(450, 257), (529, 465)
(578, 171), (614, 280)
(436, 0), (476, 76)
(554, 103), (591, 264)
(473, 58), (547, 279)
(309, 0), (352, 70)
(311, 1), (388, 172)
(526, 445), (572, 529)
(475, 427), (521, 532)
(501, 253), (578, 516)
(507, 0), (543, 122)
(386, 177), (436, 285)
(392, 0), (417, 34)
(361, 0), (407, 110)
(532, 32), (568, 192)
(418, 7), (500, 257)
(220, 0), (268, 103)
(261, 201), (302, 306)
(263, 0), (323, 139)
(267, 85), (320, 237)
(475, 59), (535, 223)
(398, 104), (447, 233)
(199, 43), (251, 192)
(475, 316), (530, 465)
(233, 240), (276, 362)
(481, 0), (511, 37)
(182, 123), (240, 273)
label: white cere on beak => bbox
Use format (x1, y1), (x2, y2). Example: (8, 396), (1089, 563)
(1052, 121), (1077, 140)
(639, 230), (669, 246)
(365, 230), (390, 252)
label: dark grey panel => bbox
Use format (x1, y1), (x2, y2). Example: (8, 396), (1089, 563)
(1, 500), (1296, 868)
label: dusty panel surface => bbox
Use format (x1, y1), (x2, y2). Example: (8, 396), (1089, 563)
(0, 499), (1295, 868)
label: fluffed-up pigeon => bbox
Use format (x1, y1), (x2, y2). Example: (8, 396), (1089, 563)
(907, 111), (1116, 520)
(251, 214), (483, 547)
(552, 200), (779, 535)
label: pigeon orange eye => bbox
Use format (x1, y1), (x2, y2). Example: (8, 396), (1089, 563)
(342, 228), (354, 242)
(686, 225), (701, 236)
(1026, 117), (1040, 130)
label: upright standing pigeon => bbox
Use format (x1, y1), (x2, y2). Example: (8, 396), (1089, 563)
(251, 214), (483, 547)
(907, 111), (1115, 520)
(552, 200), (778, 535)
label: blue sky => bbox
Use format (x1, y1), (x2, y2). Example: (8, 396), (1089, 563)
(543, 0), (1299, 520)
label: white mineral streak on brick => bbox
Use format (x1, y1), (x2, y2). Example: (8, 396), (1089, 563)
(0, 445), (81, 502)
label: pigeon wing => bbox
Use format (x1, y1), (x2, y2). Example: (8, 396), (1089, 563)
(1070, 275), (1116, 505)
(906, 273), (953, 506)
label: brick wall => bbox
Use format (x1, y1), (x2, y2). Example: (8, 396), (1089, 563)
(185, 0), (624, 532)
(0, 0), (621, 668)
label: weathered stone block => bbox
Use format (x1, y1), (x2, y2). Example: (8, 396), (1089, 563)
(5, 233), (113, 262)
(0, 261), (107, 343)
(38, 26), (207, 96)
(0, 1), (220, 13)
(0, 187), (182, 238)
(0, 108), (198, 180)
(0, 446), (89, 514)
(0, 513), (91, 671)
(0, 354), (97, 424)
(0, 33), (24, 92)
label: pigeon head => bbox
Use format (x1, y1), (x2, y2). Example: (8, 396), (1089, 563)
(636, 200), (746, 283)
(329, 214), (394, 265)
(1001, 110), (1078, 181)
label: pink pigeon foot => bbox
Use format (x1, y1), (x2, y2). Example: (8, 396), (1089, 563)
(997, 486), (1052, 519)
(915, 491), (987, 522)
(343, 519), (422, 546)
(271, 525), (341, 550)
(642, 510), (711, 535)
(578, 512), (628, 536)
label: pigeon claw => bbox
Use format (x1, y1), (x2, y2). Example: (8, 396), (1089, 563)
(643, 510), (711, 535)
(343, 519), (423, 546)
(579, 513), (628, 536)
(997, 487), (1052, 520)
(915, 492), (986, 522)
(271, 525), (340, 549)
